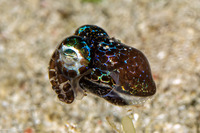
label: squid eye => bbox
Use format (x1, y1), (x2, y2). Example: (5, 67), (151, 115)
(60, 36), (91, 66)
(63, 49), (77, 57)
(62, 49), (78, 65)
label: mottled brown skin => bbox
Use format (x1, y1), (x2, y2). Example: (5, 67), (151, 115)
(49, 50), (75, 104)
(48, 36), (92, 104)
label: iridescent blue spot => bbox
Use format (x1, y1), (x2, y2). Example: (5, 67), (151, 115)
(142, 70), (144, 73)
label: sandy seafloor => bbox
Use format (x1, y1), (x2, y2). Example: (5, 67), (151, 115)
(0, 0), (200, 133)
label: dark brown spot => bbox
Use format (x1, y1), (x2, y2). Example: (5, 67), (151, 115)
(49, 70), (56, 79)
(95, 69), (103, 77)
(97, 51), (104, 57)
(91, 73), (98, 81)
(49, 59), (56, 69)
(52, 85), (59, 90)
(80, 59), (89, 66)
(79, 66), (87, 74)
(101, 64), (107, 70)
(64, 90), (74, 104)
(50, 80), (58, 86)
(55, 89), (61, 94)
(57, 60), (63, 71)
(63, 83), (71, 92)
(68, 70), (77, 78)
(57, 74), (69, 83)
(58, 94), (65, 102)
(101, 55), (108, 63)
(102, 75), (109, 82)
(63, 67), (69, 77)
